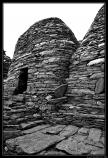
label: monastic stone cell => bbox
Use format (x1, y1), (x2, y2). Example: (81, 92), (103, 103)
(65, 5), (105, 126)
(4, 17), (79, 97)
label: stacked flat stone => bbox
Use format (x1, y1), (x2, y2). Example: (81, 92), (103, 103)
(3, 18), (79, 139)
(3, 93), (47, 142)
(3, 51), (11, 79)
(4, 17), (79, 98)
(64, 5), (105, 128)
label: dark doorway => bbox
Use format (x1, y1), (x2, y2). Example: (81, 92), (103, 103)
(13, 67), (28, 95)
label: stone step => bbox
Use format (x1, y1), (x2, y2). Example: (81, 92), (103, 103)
(20, 120), (46, 130)
(15, 114), (42, 123)
(3, 130), (22, 140)
(3, 124), (20, 130)
(22, 124), (51, 134)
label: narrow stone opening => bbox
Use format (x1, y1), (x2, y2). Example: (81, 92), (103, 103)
(13, 67), (28, 95)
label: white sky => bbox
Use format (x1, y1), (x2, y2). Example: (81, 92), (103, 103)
(3, 3), (104, 59)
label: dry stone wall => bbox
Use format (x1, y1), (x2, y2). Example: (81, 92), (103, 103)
(3, 18), (79, 135)
(3, 51), (11, 79)
(63, 5), (105, 128)
(4, 17), (79, 99)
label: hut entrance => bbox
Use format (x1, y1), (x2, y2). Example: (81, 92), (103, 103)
(13, 67), (28, 95)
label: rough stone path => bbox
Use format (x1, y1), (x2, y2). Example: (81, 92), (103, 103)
(3, 94), (105, 156)
(3, 122), (104, 156)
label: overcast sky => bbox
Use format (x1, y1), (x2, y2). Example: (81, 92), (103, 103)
(3, 3), (104, 59)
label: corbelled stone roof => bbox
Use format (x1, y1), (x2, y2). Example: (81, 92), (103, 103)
(4, 17), (79, 97)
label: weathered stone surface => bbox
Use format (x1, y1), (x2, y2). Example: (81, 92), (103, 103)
(91, 149), (104, 155)
(10, 113), (21, 119)
(72, 134), (87, 142)
(97, 101), (104, 106)
(3, 130), (21, 140)
(12, 95), (24, 102)
(84, 139), (104, 148)
(68, 89), (95, 95)
(39, 149), (67, 155)
(25, 102), (34, 107)
(6, 132), (65, 154)
(45, 95), (53, 101)
(78, 127), (89, 135)
(100, 136), (104, 145)
(90, 72), (104, 79)
(56, 136), (100, 155)
(54, 84), (68, 98)
(87, 58), (104, 66)
(88, 128), (102, 142)
(20, 120), (44, 129)
(3, 50), (11, 79)
(4, 100), (13, 106)
(101, 64), (104, 72)
(47, 96), (67, 104)
(95, 78), (104, 94)
(22, 125), (51, 134)
(59, 125), (78, 137)
(41, 125), (66, 134)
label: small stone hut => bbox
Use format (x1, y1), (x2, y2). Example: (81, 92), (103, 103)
(65, 5), (105, 128)
(4, 17), (79, 100)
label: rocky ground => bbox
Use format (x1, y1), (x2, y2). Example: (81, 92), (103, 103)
(3, 121), (104, 156)
(3, 94), (105, 156)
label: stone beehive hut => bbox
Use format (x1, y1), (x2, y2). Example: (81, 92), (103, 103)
(63, 5), (105, 129)
(3, 17), (79, 141)
(4, 17), (79, 101)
